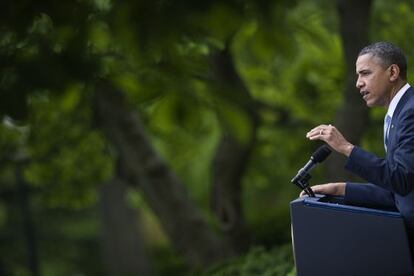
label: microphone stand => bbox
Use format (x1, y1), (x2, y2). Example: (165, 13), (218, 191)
(291, 173), (315, 197)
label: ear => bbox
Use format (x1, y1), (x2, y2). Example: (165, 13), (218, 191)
(389, 64), (400, 81)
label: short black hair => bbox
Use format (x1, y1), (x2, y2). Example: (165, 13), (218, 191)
(358, 42), (407, 80)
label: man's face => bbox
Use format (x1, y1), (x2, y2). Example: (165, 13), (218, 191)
(355, 53), (393, 107)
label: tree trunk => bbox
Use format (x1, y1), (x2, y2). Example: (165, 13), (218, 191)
(209, 46), (259, 252)
(93, 81), (234, 267)
(327, 0), (373, 181)
(16, 159), (40, 276)
(99, 178), (153, 276)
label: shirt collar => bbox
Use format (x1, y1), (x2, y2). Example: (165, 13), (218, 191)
(387, 83), (411, 118)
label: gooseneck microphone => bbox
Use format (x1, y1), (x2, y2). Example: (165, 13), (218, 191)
(291, 145), (332, 196)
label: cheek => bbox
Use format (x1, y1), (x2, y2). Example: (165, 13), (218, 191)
(367, 76), (379, 90)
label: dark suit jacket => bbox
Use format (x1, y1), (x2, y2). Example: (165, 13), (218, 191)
(344, 86), (414, 236)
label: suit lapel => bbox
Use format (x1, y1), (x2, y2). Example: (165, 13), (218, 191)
(387, 87), (414, 151)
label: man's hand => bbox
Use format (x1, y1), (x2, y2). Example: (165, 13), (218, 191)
(306, 124), (354, 156)
(299, 182), (346, 197)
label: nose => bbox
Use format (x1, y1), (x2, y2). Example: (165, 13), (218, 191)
(356, 76), (363, 89)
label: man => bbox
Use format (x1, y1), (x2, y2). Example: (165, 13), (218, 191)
(302, 41), (414, 246)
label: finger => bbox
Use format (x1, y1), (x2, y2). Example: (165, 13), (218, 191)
(317, 124), (330, 130)
(299, 189), (312, 197)
(309, 185), (330, 195)
(307, 124), (331, 137)
(306, 128), (324, 138)
(308, 132), (326, 140)
(307, 133), (321, 140)
(311, 184), (334, 195)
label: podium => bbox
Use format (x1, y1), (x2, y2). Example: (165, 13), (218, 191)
(290, 195), (414, 276)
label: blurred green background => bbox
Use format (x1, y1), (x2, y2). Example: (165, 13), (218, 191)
(1, 0), (414, 275)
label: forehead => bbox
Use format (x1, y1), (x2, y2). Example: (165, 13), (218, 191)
(356, 54), (383, 71)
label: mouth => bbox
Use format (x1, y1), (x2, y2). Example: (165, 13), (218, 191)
(360, 91), (369, 100)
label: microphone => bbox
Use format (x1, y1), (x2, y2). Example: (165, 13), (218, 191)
(291, 145), (331, 196)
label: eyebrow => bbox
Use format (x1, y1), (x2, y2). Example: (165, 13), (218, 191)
(357, 69), (370, 75)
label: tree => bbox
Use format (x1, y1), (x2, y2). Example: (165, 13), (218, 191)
(3, 0), (414, 274)
(327, 0), (373, 181)
(99, 178), (153, 275)
(93, 80), (234, 266)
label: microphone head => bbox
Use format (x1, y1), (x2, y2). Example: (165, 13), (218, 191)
(311, 145), (331, 163)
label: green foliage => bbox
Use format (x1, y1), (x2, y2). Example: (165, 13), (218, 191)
(201, 245), (295, 276)
(3, 0), (414, 274)
(36, 208), (104, 276)
(24, 87), (114, 208)
(371, 0), (414, 81)
(233, 2), (343, 245)
(0, 119), (26, 161)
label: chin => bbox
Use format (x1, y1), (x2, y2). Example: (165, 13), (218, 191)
(366, 100), (382, 108)
(363, 100), (372, 107)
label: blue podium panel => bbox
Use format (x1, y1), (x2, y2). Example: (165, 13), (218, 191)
(290, 195), (414, 276)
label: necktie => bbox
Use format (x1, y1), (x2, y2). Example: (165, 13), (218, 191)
(384, 114), (392, 151)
